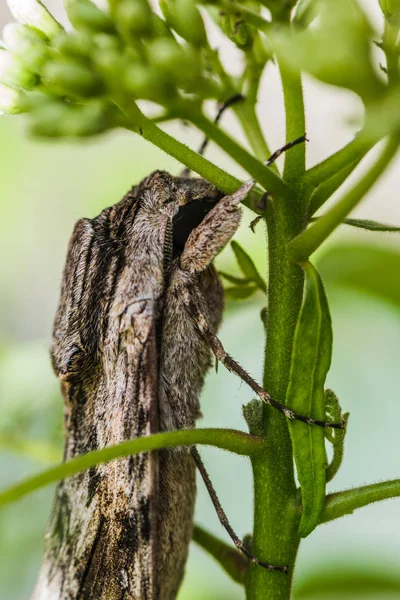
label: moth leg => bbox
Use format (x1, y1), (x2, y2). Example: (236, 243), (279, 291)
(183, 290), (344, 430)
(190, 447), (287, 572)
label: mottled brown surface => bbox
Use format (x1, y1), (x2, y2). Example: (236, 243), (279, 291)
(32, 172), (242, 600)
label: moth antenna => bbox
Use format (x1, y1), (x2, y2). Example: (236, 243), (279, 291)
(181, 94), (245, 177)
(190, 447), (288, 573)
(264, 135), (308, 169)
(184, 293), (344, 430)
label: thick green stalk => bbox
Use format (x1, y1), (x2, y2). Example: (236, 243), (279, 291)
(246, 190), (307, 599)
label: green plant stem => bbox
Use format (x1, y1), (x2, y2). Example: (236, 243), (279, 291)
(234, 101), (274, 166)
(118, 100), (287, 206)
(0, 428), (263, 509)
(309, 159), (362, 216)
(289, 136), (400, 260)
(187, 112), (284, 191)
(118, 101), (241, 191)
(246, 191), (308, 599)
(279, 63), (306, 182)
(321, 479), (400, 524)
(302, 135), (375, 192)
(383, 20), (399, 87)
(193, 524), (247, 584)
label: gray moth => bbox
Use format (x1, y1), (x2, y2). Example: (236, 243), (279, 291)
(31, 171), (254, 600)
(32, 139), (341, 599)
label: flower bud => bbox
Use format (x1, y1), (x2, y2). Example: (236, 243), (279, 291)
(2, 23), (51, 72)
(30, 98), (113, 136)
(0, 48), (37, 89)
(0, 82), (25, 114)
(124, 63), (174, 103)
(115, 0), (154, 40)
(51, 32), (93, 59)
(42, 58), (103, 97)
(64, 0), (114, 33)
(160, 0), (206, 46)
(148, 39), (201, 87)
(6, 0), (62, 38)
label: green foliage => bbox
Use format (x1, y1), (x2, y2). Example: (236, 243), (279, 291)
(2, 0), (400, 598)
(286, 262), (331, 537)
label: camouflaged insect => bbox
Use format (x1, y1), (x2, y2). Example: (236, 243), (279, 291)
(32, 171), (253, 600)
(32, 140), (343, 599)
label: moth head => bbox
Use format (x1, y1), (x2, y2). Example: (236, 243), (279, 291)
(171, 176), (224, 249)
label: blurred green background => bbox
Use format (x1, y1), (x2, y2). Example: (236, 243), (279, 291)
(1, 1), (400, 599)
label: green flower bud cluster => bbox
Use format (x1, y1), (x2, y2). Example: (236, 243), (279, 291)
(0, 0), (218, 135)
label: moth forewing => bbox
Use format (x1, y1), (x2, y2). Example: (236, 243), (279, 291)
(33, 172), (227, 600)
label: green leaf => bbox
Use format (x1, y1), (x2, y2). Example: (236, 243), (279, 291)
(270, 0), (384, 100)
(318, 243), (400, 308)
(231, 241), (266, 292)
(324, 390), (349, 483)
(287, 261), (332, 537)
(342, 217), (400, 232)
(225, 284), (259, 300)
(219, 271), (252, 285)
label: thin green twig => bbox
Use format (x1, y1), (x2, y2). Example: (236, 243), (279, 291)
(302, 136), (375, 192)
(321, 479), (400, 524)
(279, 62), (306, 181)
(289, 136), (400, 260)
(0, 428), (264, 509)
(188, 113), (285, 192)
(309, 159), (362, 216)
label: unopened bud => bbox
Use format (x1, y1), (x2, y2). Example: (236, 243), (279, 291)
(51, 32), (93, 59)
(30, 98), (113, 136)
(124, 63), (174, 103)
(6, 0), (62, 38)
(115, 0), (154, 39)
(2, 23), (51, 72)
(149, 39), (200, 87)
(42, 58), (103, 97)
(0, 49), (37, 89)
(160, 0), (206, 46)
(0, 81), (25, 114)
(65, 0), (114, 33)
